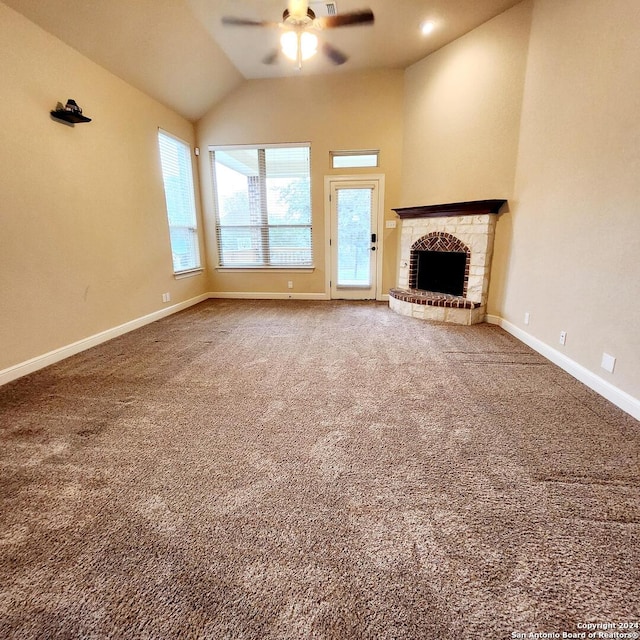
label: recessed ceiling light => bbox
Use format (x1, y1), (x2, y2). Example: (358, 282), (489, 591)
(420, 20), (435, 36)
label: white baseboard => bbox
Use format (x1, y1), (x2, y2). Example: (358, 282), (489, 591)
(208, 292), (390, 302)
(208, 291), (330, 301)
(0, 294), (209, 387)
(485, 314), (640, 421)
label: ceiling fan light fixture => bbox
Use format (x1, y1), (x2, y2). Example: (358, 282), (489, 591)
(280, 30), (318, 62)
(300, 31), (319, 59)
(280, 31), (299, 61)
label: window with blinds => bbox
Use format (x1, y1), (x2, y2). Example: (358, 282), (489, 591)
(158, 130), (202, 274)
(210, 144), (313, 268)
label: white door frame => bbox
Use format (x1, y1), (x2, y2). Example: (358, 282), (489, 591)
(324, 174), (386, 301)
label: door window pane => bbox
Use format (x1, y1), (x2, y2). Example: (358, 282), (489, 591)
(336, 188), (373, 287)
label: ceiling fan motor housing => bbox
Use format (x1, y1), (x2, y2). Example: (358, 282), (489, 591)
(282, 7), (316, 25)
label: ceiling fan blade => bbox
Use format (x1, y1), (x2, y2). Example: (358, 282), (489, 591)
(317, 9), (374, 29)
(262, 49), (281, 65)
(222, 16), (278, 27)
(322, 42), (348, 65)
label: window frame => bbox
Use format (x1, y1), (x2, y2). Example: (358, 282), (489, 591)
(209, 142), (314, 270)
(157, 129), (203, 276)
(330, 149), (380, 169)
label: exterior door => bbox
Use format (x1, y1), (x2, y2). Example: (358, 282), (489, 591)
(329, 180), (379, 300)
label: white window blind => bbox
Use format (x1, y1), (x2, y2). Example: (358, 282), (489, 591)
(210, 144), (313, 268)
(158, 130), (201, 274)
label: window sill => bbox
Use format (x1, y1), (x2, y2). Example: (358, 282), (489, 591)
(216, 266), (315, 273)
(174, 268), (204, 280)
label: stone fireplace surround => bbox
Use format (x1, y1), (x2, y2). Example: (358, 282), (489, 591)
(389, 200), (506, 325)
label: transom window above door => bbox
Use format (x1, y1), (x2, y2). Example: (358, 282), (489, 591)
(330, 149), (379, 169)
(210, 143), (313, 269)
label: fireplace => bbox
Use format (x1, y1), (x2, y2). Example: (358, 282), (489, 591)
(389, 200), (506, 325)
(415, 251), (466, 295)
(409, 232), (471, 297)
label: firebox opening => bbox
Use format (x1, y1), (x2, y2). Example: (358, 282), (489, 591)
(416, 250), (466, 297)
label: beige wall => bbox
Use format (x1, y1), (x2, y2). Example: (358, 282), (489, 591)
(401, 1), (533, 207)
(196, 70), (405, 297)
(492, 0), (640, 399)
(0, 2), (207, 372)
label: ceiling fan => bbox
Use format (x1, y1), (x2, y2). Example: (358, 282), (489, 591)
(221, 0), (374, 69)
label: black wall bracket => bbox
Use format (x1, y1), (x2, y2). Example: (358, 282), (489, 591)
(50, 99), (92, 126)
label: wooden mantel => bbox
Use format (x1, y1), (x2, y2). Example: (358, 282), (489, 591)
(392, 199), (507, 219)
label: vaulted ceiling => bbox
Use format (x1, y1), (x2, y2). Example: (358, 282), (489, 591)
(4, 0), (522, 121)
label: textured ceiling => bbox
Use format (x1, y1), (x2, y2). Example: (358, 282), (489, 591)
(3, 0), (523, 121)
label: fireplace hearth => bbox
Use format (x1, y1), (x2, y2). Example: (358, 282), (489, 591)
(389, 200), (506, 325)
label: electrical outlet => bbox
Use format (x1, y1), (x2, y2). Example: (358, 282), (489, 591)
(601, 353), (616, 373)
(385, 220), (397, 229)
(287, 281), (293, 289)
(162, 292), (171, 303)
(524, 312), (530, 325)
(559, 331), (567, 345)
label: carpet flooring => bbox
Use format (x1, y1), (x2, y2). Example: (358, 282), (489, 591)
(0, 299), (638, 639)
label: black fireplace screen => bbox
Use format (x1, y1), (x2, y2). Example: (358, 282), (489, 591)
(415, 250), (466, 296)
